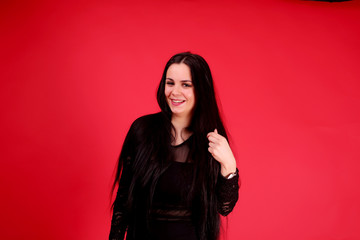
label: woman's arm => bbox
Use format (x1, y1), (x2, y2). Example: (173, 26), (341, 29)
(109, 157), (133, 239)
(207, 129), (240, 216)
(109, 123), (137, 240)
(216, 169), (240, 216)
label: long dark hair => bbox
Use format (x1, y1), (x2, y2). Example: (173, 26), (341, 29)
(112, 52), (228, 240)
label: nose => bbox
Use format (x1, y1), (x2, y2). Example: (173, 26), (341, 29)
(171, 84), (181, 96)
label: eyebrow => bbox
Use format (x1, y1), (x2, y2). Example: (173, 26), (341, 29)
(166, 78), (192, 82)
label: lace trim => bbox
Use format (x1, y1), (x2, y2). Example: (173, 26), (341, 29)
(151, 206), (192, 221)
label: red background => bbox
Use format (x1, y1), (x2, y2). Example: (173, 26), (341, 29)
(1, 0), (360, 239)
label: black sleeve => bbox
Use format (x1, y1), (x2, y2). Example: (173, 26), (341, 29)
(216, 168), (240, 216)
(109, 123), (137, 240)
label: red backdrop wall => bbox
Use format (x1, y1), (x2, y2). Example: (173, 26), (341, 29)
(1, 0), (360, 239)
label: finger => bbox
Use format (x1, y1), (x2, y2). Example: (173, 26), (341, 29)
(207, 135), (219, 143)
(207, 132), (221, 140)
(207, 131), (218, 138)
(208, 146), (214, 154)
(208, 142), (217, 148)
(214, 128), (218, 134)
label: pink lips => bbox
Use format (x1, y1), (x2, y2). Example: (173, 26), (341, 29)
(171, 99), (185, 106)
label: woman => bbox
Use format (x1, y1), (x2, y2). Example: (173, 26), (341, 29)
(109, 52), (240, 240)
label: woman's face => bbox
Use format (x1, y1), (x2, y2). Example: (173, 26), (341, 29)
(165, 63), (195, 118)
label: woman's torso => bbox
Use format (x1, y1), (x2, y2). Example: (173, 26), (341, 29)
(127, 135), (199, 240)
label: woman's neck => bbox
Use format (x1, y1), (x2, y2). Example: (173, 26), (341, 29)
(171, 114), (192, 145)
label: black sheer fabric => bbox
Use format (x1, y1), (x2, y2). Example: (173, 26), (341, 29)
(109, 134), (240, 240)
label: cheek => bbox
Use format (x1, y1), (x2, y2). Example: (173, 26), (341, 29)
(186, 89), (195, 102)
(164, 87), (171, 97)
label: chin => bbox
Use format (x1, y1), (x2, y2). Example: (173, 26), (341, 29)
(172, 110), (191, 117)
(171, 110), (183, 115)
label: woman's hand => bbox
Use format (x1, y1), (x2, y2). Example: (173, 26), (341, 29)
(207, 129), (237, 177)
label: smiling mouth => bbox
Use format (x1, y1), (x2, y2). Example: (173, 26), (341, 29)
(170, 99), (185, 106)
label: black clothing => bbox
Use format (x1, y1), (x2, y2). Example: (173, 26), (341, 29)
(109, 114), (240, 240)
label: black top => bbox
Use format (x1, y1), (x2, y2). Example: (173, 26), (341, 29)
(109, 114), (240, 240)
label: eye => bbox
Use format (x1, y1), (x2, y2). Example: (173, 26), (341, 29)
(166, 81), (174, 85)
(183, 83), (192, 87)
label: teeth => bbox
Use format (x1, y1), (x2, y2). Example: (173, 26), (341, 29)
(173, 100), (184, 103)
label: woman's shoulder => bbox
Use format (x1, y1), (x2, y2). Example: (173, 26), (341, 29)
(131, 112), (164, 127)
(126, 112), (168, 146)
(128, 112), (166, 135)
